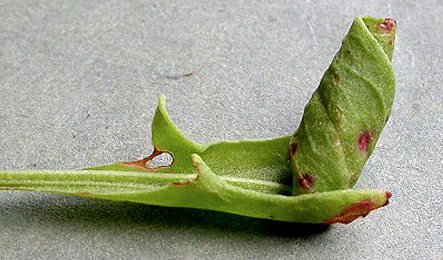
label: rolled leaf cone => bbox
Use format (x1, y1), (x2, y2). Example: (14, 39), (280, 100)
(290, 17), (396, 194)
(0, 17), (395, 224)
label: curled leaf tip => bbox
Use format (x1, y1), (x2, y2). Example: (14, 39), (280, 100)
(290, 16), (396, 194)
(360, 16), (397, 61)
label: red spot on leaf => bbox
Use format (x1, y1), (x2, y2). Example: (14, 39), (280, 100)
(289, 142), (298, 158)
(358, 131), (374, 153)
(378, 18), (396, 33)
(325, 193), (392, 225)
(298, 173), (315, 190)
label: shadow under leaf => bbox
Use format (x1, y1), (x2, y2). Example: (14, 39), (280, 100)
(1, 193), (330, 238)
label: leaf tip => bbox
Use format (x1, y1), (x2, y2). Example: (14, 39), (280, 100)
(324, 191), (392, 225)
(158, 94), (167, 106)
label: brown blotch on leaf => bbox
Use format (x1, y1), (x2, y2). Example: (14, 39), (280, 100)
(334, 135), (341, 146)
(172, 180), (196, 187)
(289, 142), (298, 159)
(333, 74), (340, 86)
(377, 18), (396, 33)
(350, 171), (358, 183)
(344, 49), (352, 59)
(298, 173), (315, 190)
(358, 131), (375, 153)
(325, 196), (390, 225)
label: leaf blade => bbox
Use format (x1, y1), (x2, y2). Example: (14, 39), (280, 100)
(0, 155), (390, 224)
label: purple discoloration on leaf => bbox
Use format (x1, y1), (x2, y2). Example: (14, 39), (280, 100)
(298, 173), (315, 190)
(289, 142), (298, 159)
(358, 131), (374, 153)
(378, 18), (396, 33)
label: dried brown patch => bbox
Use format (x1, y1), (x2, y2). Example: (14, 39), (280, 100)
(172, 180), (196, 187)
(333, 73), (340, 86)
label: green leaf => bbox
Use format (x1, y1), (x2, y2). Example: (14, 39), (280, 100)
(0, 16), (395, 224)
(0, 154), (391, 224)
(289, 17), (396, 194)
(88, 94), (293, 194)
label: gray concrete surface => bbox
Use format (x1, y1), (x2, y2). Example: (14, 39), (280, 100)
(1, 0), (442, 259)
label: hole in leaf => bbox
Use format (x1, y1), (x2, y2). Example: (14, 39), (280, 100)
(123, 148), (174, 171)
(146, 152), (174, 169)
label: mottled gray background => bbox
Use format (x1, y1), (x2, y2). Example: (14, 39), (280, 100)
(0, 0), (442, 259)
